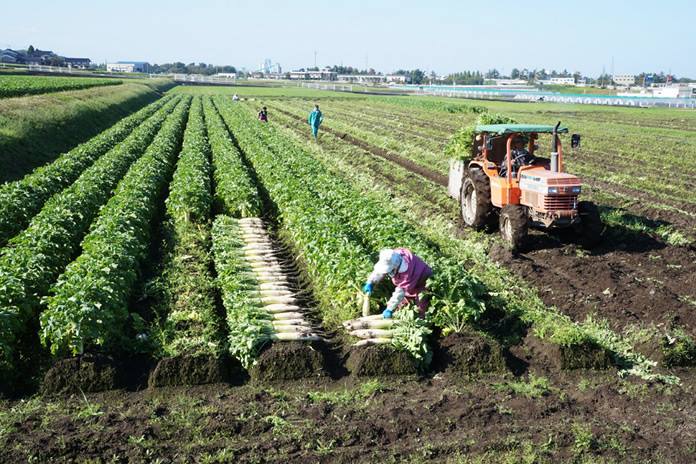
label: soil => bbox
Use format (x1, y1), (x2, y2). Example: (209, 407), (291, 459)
(42, 354), (154, 395)
(3, 371), (696, 462)
(519, 334), (613, 371)
(345, 344), (421, 377)
(148, 354), (243, 387)
(432, 330), (506, 377)
(250, 342), (328, 382)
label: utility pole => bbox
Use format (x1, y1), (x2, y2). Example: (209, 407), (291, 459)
(314, 50), (317, 68)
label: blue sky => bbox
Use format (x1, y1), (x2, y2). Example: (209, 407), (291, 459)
(3, 0), (695, 77)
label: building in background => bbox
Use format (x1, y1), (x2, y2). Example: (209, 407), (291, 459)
(612, 74), (636, 87)
(63, 57), (91, 69)
(107, 61), (150, 73)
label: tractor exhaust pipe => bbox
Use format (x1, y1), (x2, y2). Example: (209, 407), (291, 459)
(550, 121), (561, 172)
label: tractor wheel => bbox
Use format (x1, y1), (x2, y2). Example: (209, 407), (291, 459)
(575, 201), (603, 248)
(460, 168), (493, 230)
(499, 205), (528, 252)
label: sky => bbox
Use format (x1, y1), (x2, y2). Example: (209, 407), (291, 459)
(3, 0), (695, 77)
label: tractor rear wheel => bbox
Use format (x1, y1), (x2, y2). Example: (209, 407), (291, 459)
(499, 205), (528, 252)
(460, 168), (493, 230)
(575, 201), (603, 248)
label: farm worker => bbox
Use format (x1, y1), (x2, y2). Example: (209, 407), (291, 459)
(258, 106), (268, 122)
(308, 104), (323, 140)
(499, 134), (536, 178)
(362, 248), (433, 319)
(232, 93), (239, 102)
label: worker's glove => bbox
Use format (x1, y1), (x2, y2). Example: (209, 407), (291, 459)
(382, 309), (393, 319)
(362, 282), (373, 295)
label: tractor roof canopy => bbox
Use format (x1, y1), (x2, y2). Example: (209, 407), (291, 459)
(475, 124), (569, 135)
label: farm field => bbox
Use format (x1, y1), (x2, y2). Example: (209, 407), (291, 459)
(0, 84), (695, 462)
(0, 75), (123, 98)
(0, 78), (175, 183)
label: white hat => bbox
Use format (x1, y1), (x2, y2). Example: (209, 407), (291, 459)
(374, 249), (408, 276)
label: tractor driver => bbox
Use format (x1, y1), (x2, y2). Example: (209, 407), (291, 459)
(499, 134), (536, 178)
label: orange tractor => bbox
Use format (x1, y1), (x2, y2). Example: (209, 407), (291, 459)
(448, 123), (602, 251)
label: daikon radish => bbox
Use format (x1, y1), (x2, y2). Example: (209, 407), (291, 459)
(264, 303), (302, 313)
(270, 333), (322, 342)
(272, 325), (313, 333)
(343, 319), (394, 330)
(349, 329), (394, 339)
(258, 289), (295, 297)
(353, 338), (392, 346)
(272, 319), (308, 327)
(261, 295), (297, 305)
(272, 311), (305, 320)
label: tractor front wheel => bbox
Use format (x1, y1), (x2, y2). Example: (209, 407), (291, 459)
(460, 168), (493, 229)
(499, 205), (528, 252)
(575, 201), (603, 248)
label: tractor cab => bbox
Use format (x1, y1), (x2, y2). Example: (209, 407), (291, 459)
(447, 123), (601, 251)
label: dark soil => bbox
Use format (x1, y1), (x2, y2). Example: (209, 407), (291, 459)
(250, 342), (328, 382)
(489, 234), (696, 340)
(432, 330), (506, 377)
(3, 371), (696, 463)
(520, 334), (613, 371)
(148, 354), (243, 387)
(345, 344), (421, 376)
(42, 354), (153, 395)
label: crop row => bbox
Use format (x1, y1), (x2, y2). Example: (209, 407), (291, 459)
(0, 75), (122, 98)
(202, 98), (262, 217)
(0, 96), (171, 247)
(216, 99), (484, 361)
(0, 96), (184, 371)
(39, 96), (191, 356)
(149, 96), (222, 358)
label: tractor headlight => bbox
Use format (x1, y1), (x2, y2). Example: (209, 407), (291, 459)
(548, 187), (558, 194)
(571, 186), (581, 194)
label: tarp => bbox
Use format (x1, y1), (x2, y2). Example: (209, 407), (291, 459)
(475, 124), (569, 134)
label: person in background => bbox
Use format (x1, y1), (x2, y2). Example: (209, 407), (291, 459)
(258, 106), (268, 122)
(232, 93), (239, 102)
(308, 104), (323, 140)
(362, 248), (433, 319)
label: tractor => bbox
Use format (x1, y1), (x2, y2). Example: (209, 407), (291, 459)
(447, 123), (602, 251)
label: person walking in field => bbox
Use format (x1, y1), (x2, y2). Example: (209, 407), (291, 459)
(308, 104), (323, 140)
(362, 248), (433, 319)
(232, 93), (239, 102)
(258, 106), (268, 122)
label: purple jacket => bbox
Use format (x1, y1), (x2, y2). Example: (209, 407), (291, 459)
(390, 248), (433, 297)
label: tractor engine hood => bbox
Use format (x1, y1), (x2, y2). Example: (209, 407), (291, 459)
(519, 169), (582, 195)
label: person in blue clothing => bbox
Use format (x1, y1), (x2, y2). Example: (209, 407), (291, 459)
(308, 104), (323, 140)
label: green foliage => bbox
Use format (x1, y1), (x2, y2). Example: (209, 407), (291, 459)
(202, 97), (262, 218)
(0, 97), (182, 368)
(150, 97), (222, 357)
(493, 374), (552, 399)
(211, 216), (271, 368)
(0, 96), (170, 247)
(0, 75), (122, 99)
(391, 308), (432, 363)
(39, 97), (190, 356)
(444, 112), (518, 160)
(662, 329), (696, 367)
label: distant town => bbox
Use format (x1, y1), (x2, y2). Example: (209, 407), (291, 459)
(2, 46), (695, 99)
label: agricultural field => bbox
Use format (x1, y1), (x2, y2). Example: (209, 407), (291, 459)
(0, 75), (123, 98)
(0, 84), (695, 463)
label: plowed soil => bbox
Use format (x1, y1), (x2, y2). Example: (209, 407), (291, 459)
(3, 370), (695, 463)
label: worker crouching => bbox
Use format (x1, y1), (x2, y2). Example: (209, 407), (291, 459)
(362, 248), (433, 319)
